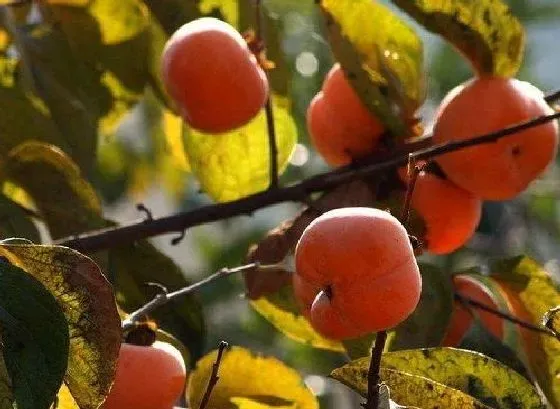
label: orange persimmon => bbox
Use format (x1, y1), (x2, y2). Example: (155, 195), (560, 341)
(306, 64), (385, 166)
(442, 275), (504, 346)
(293, 207), (421, 340)
(101, 341), (187, 409)
(433, 77), (558, 200)
(399, 167), (482, 254)
(161, 17), (268, 133)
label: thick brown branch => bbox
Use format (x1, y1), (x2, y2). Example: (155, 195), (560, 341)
(57, 111), (560, 252)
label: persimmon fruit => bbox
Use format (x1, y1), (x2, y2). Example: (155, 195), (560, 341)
(307, 63), (385, 166)
(433, 77), (559, 200)
(442, 275), (504, 346)
(293, 207), (421, 340)
(101, 341), (187, 409)
(161, 17), (269, 134)
(399, 167), (482, 254)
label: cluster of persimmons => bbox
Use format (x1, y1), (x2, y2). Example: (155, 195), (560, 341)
(103, 14), (559, 409)
(300, 59), (558, 342)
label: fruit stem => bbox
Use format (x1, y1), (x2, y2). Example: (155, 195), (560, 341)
(455, 292), (555, 336)
(199, 341), (229, 409)
(254, 0), (279, 190)
(364, 330), (388, 409)
(121, 263), (283, 331)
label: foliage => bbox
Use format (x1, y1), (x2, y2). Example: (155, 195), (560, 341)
(0, 0), (559, 408)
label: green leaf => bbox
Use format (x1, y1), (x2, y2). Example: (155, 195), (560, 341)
(491, 256), (560, 408)
(380, 348), (545, 409)
(3, 142), (105, 240)
(331, 364), (491, 409)
(185, 95), (297, 202)
(459, 318), (531, 380)
(342, 332), (377, 360)
(0, 258), (69, 409)
(0, 56), (71, 163)
(391, 0), (525, 77)
(319, 0), (425, 138)
(0, 194), (40, 243)
(388, 264), (453, 350)
(0, 244), (121, 409)
(47, 5), (150, 134)
(109, 240), (206, 359)
(188, 346), (318, 409)
(250, 284), (344, 352)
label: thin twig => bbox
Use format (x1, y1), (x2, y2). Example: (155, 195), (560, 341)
(121, 263), (259, 331)
(254, 0), (279, 190)
(455, 292), (554, 336)
(364, 331), (388, 409)
(56, 110), (560, 253)
(199, 341), (229, 409)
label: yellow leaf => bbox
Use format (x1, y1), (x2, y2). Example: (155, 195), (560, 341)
(199, 0), (238, 28)
(0, 28), (8, 52)
(163, 111), (191, 172)
(0, 244), (121, 409)
(381, 348), (544, 409)
(89, 0), (149, 44)
(320, 0), (425, 137)
(46, 0), (90, 5)
(492, 256), (560, 408)
(55, 384), (79, 409)
(250, 285), (343, 353)
(187, 346), (318, 409)
(185, 96), (297, 202)
(231, 396), (296, 409)
(332, 364), (492, 408)
(391, 0), (525, 77)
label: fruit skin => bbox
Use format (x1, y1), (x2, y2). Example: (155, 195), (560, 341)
(400, 168), (482, 254)
(101, 341), (187, 409)
(307, 64), (385, 167)
(293, 207), (421, 340)
(433, 76), (559, 200)
(442, 275), (504, 346)
(161, 17), (269, 134)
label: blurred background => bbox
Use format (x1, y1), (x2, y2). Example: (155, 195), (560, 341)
(92, 0), (560, 406)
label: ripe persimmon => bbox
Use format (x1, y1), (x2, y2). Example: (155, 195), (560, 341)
(399, 167), (482, 254)
(442, 275), (504, 346)
(101, 341), (186, 409)
(433, 77), (559, 200)
(293, 207), (421, 340)
(306, 64), (385, 166)
(161, 17), (268, 133)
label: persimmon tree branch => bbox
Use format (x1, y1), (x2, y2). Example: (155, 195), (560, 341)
(121, 263), (282, 330)
(364, 331), (388, 409)
(57, 109), (560, 253)
(455, 292), (554, 336)
(199, 341), (229, 409)
(364, 157), (422, 409)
